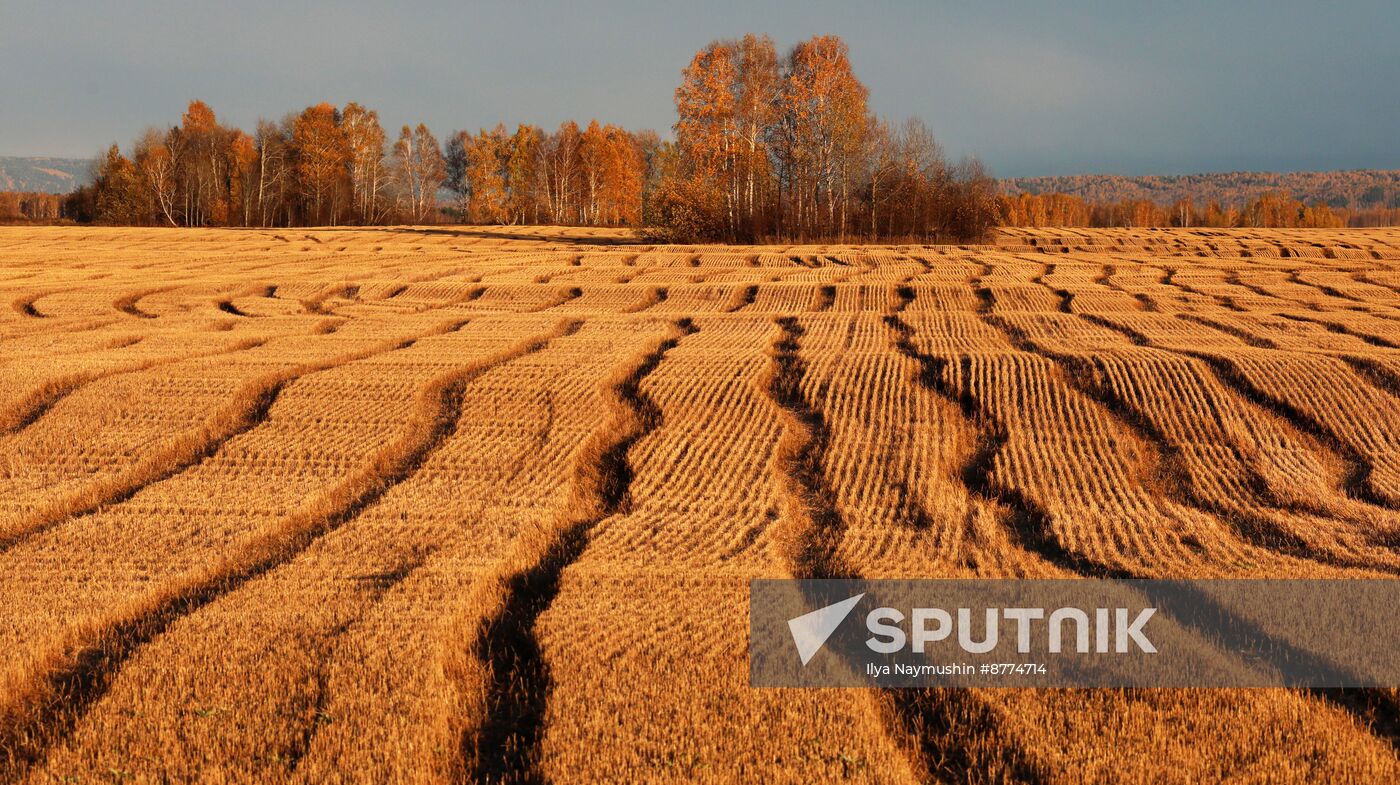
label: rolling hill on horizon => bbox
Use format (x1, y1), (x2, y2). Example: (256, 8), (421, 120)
(0, 157), (94, 194)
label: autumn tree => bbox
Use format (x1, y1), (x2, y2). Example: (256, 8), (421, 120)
(176, 100), (234, 225)
(391, 123), (446, 223)
(291, 103), (349, 225)
(733, 35), (780, 235)
(773, 35), (871, 239)
(133, 129), (179, 226)
(506, 124), (543, 224)
(537, 121), (582, 223)
(93, 145), (148, 225)
(673, 40), (739, 238)
(341, 102), (388, 224)
(598, 125), (644, 225)
(250, 119), (291, 226)
(463, 125), (510, 223)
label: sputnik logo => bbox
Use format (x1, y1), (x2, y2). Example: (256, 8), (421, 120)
(787, 593), (864, 665)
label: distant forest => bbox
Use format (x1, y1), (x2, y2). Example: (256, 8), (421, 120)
(999, 170), (1400, 229)
(1003, 170), (1400, 211)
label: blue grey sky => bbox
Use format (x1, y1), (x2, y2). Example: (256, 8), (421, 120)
(3, 1), (1396, 177)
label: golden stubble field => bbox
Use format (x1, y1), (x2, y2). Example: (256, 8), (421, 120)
(1, 224), (1399, 784)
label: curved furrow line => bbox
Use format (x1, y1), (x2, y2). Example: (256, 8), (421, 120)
(464, 318), (695, 785)
(769, 313), (1050, 784)
(1178, 350), (1400, 512)
(215, 299), (254, 317)
(1135, 283), (1400, 512)
(1341, 356), (1400, 400)
(1079, 313), (1391, 527)
(622, 286), (667, 314)
(1093, 264), (1115, 289)
(0, 336), (267, 438)
(0, 319), (575, 783)
(1177, 313), (1278, 349)
(456, 285), (487, 304)
(300, 283), (360, 315)
(761, 316), (852, 579)
(10, 291), (52, 318)
(1094, 263), (1158, 312)
(1277, 312), (1400, 350)
(883, 308), (1122, 580)
(284, 547), (436, 774)
(529, 286), (583, 313)
(1163, 268), (1245, 312)
(984, 306), (1398, 568)
(1224, 270), (1294, 307)
(1148, 286), (1398, 512)
(896, 289), (1400, 756)
(1288, 271), (1400, 319)
(1354, 271), (1400, 298)
(724, 284), (759, 313)
(0, 317), (473, 553)
(112, 287), (175, 319)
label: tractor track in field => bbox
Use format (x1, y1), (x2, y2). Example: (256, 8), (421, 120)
(770, 312), (1052, 784)
(10, 291), (51, 318)
(1130, 276), (1400, 514)
(465, 318), (694, 785)
(622, 286), (667, 314)
(0, 336), (268, 438)
(113, 287), (175, 319)
(725, 284), (759, 313)
(896, 285), (1400, 759)
(0, 319), (576, 783)
(284, 547), (437, 774)
(530, 286), (583, 312)
(985, 289), (1400, 567)
(0, 317), (473, 554)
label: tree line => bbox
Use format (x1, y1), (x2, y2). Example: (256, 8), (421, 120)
(995, 190), (1393, 229)
(1001, 170), (1400, 213)
(0, 192), (64, 223)
(65, 98), (666, 232)
(64, 101), (450, 227)
(61, 34), (998, 242)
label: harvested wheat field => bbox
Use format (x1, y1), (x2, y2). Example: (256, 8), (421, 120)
(2, 224), (1399, 784)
